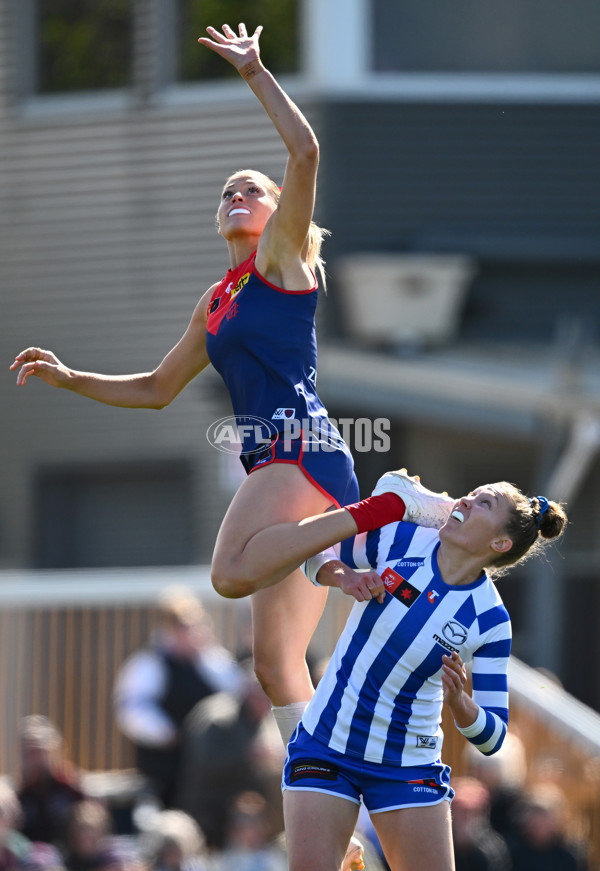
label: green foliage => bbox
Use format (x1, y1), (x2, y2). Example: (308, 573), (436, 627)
(37, 0), (132, 93)
(35, 0), (298, 94)
(179, 0), (299, 81)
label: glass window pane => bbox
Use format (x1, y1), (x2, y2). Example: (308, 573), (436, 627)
(373, 0), (600, 73)
(177, 0), (299, 82)
(36, 462), (195, 568)
(36, 0), (132, 94)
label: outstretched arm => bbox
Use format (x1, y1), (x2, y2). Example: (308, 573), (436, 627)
(198, 24), (318, 266)
(10, 286), (214, 408)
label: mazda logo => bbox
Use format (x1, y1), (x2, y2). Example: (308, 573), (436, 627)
(442, 620), (467, 645)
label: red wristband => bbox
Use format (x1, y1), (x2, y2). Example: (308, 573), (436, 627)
(345, 493), (406, 534)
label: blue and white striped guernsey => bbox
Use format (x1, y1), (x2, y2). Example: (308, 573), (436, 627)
(302, 521), (511, 766)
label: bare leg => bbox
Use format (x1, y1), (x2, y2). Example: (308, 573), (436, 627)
(251, 568), (328, 705)
(211, 464), (338, 708)
(211, 463), (356, 598)
(284, 789), (359, 871)
(370, 802), (455, 871)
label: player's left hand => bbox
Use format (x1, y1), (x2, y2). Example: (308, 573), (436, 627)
(441, 651), (467, 706)
(198, 23), (262, 71)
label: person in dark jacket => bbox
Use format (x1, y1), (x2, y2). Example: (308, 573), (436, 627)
(17, 717), (86, 850)
(113, 587), (243, 807)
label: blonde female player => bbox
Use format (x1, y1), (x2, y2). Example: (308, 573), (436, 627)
(11, 24), (359, 748)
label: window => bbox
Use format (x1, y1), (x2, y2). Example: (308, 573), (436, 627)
(35, 461), (195, 568)
(176, 0), (299, 82)
(34, 0), (132, 94)
(372, 0), (600, 73)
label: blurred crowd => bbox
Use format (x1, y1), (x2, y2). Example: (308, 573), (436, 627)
(0, 586), (595, 871)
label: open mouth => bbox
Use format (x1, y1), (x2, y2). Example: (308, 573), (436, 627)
(451, 510), (465, 523)
(228, 208), (250, 216)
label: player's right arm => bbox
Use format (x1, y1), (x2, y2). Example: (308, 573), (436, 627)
(316, 560), (386, 604)
(10, 284), (217, 409)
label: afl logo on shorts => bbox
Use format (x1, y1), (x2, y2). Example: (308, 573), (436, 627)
(272, 408), (296, 419)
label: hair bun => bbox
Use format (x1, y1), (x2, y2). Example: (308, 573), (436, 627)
(538, 500), (568, 540)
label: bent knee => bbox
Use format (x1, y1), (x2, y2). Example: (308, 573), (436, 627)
(210, 557), (263, 599)
(210, 567), (249, 599)
(253, 651), (310, 703)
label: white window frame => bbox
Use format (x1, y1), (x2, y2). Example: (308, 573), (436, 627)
(303, 0), (600, 104)
(13, 0), (600, 121)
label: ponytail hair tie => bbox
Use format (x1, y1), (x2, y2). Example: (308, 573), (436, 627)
(529, 495), (549, 528)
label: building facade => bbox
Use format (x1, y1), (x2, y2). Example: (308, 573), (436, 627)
(1, 0), (600, 708)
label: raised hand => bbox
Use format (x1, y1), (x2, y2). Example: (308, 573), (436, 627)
(197, 23), (263, 73)
(10, 347), (70, 388)
(441, 651), (467, 707)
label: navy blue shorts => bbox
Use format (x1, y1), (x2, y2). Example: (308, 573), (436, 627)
(283, 723), (454, 813)
(242, 427), (359, 509)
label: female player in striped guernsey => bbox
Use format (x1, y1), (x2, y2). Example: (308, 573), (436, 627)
(225, 469), (566, 871)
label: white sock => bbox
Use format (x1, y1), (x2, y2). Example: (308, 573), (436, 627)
(271, 700), (310, 747)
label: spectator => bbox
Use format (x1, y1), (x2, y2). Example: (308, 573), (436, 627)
(0, 781), (65, 871)
(62, 801), (115, 871)
(464, 730), (527, 842)
(173, 664), (285, 850)
(0, 779), (31, 871)
(17, 716), (86, 849)
(139, 810), (208, 871)
(451, 776), (512, 871)
(211, 792), (287, 871)
(113, 586), (244, 807)
(22, 843), (65, 871)
(507, 783), (590, 871)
